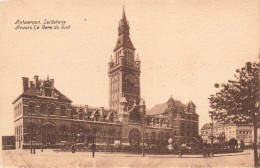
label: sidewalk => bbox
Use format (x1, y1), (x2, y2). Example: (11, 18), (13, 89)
(2, 149), (254, 167)
(23, 149), (253, 158)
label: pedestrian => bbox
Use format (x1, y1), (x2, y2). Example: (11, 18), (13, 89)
(91, 143), (96, 158)
(72, 144), (75, 154)
(203, 146), (207, 158)
(207, 149), (210, 158)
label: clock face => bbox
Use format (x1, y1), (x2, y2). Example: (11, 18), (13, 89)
(125, 75), (135, 84)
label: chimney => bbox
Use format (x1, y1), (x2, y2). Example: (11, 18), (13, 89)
(33, 75), (39, 88)
(100, 107), (104, 118)
(22, 77), (29, 92)
(84, 105), (88, 113)
(50, 79), (54, 87)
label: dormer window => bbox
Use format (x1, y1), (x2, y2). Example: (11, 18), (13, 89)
(44, 82), (52, 97)
(94, 114), (100, 122)
(79, 113), (83, 120)
(109, 113), (114, 123)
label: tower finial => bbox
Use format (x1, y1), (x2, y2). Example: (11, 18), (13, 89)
(122, 3), (127, 21)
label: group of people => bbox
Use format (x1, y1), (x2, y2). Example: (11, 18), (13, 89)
(71, 143), (96, 158)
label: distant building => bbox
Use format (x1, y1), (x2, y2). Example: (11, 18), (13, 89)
(200, 123), (224, 144)
(2, 136), (15, 150)
(146, 97), (199, 145)
(200, 122), (254, 146)
(225, 123), (253, 145)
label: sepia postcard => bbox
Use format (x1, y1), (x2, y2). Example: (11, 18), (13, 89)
(0, 0), (260, 167)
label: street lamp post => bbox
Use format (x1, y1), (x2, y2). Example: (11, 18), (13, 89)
(41, 125), (43, 152)
(33, 137), (36, 154)
(142, 117), (145, 157)
(141, 100), (146, 157)
(30, 110), (32, 154)
(210, 111), (214, 157)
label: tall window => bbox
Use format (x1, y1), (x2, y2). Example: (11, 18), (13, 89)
(79, 126), (85, 143)
(20, 103), (22, 115)
(60, 105), (66, 116)
(59, 125), (68, 142)
(28, 102), (35, 114)
(50, 104), (56, 115)
(151, 132), (156, 144)
(187, 124), (190, 136)
(181, 123), (185, 136)
(108, 129), (115, 144)
(40, 103), (47, 114)
(93, 128), (102, 143)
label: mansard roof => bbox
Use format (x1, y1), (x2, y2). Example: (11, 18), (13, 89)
(147, 103), (168, 115)
(147, 97), (188, 116)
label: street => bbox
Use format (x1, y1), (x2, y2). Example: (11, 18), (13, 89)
(1, 149), (255, 167)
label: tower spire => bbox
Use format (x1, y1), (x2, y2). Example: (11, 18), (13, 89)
(122, 4), (126, 22)
(114, 6), (135, 51)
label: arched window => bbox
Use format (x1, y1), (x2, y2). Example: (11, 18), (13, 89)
(93, 127), (102, 143)
(28, 102), (35, 114)
(25, 123), (37, 143)
(60, 105), (66, 116)
(77, 126), (85, 143)
(40, 103), (47, 114)
(49, 104), (56, 115)
(59, 125), (69, 142)
(42, 123), (56, 145)
(108, 129), (115, 144)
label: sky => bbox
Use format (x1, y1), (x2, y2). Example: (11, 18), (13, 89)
(0, 0), (259, 136)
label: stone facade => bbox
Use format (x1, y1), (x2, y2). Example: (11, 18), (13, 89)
(108, 7), (141, 113)
(201, 122), (254, 146)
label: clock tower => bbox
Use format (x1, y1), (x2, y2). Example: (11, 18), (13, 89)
(108, 7), (141, 112)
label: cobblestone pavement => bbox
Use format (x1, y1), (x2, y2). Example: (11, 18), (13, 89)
(1, 149), (254, 167)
